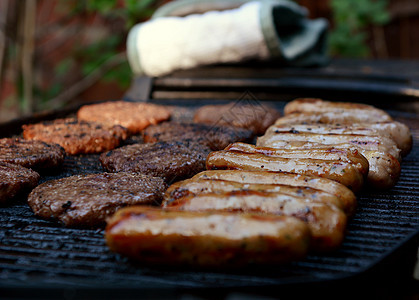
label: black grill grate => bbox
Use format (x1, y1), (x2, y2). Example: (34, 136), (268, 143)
(0, 104), (418, 297)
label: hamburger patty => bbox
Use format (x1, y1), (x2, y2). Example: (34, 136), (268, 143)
(100, 141), (211, 183)
(77, 101), (171, 134)
(0, 162), (40, 203)
(27, 172), (168, 227)
(142, 121), (254, 150)
(193, 102), (281, 135)
(22, 118), (128, 155)
(0, 138), (65, 170)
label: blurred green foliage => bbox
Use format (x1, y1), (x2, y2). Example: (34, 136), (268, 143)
(328, 0), (390, 57)
(54, 0), (160, 96)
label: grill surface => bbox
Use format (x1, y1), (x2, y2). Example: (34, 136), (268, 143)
(0, 101), (418, 299)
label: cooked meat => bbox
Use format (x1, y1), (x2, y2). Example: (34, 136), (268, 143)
(226, 142), (369, 178)
(193, 102), (281, 135)
(257, 131), (401, 161)
(27, 172), (168, 227)
(275, 112), (392, 126)
(0, 162), (40, 203)
(22, 118), (128, 155)
(268, 123), (412, 157)
(105, 206), (311, 266)
(167, 190), (347, 252)
(283, 98), (392, 121)
(163, 178), (352, 216)
(192, 170), (357, 215)
(100, 141), (211, 183)
(77, 100), (171, 134)
(206, 150), (365, 192)
(0, 138), (65, 170)
(256, 138), (401, 190)
(142, 121), (253, 150)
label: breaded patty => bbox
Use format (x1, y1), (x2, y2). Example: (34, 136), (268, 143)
(22, 118), (128, 155)
(77, 101), (171, 134)
(142, 121), (253, 150)
(0, 162), (40, 203)
(27, 172), (168, 227)
(100, 141), (211, 183)
(0, 138), (65, 170)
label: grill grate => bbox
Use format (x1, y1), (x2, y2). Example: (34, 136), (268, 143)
(0, 103), (418, 296)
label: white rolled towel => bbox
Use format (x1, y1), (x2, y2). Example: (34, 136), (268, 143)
(127, 0), (328, 77)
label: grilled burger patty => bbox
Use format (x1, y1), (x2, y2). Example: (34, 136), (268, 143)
(22, 118), (129, 155)
(193, 102), (281, 135)
(100, 141), (211, 183)
(106, 206), (311, 266)
(142, 121), (254, 150)
(77, 100), (171, 134)
(0, 138), (65, 170)
(27, 172), (168, 227)
(0, 162), (40, 203)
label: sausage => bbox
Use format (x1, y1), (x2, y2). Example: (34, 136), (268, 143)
(192, 170), (357, 213)
(275, 112), (392, 126)
(225, 142), (369, 178)
(267, 123), (412, 157)
(206, 150), (365, 192)
(163, 177), (353, 215)
(257, 131), (401, 161)
(105, 206), (311, 266)
(167, 190), (347, 252)
(283, 98), (392, 121)
(254, 139), (401, 190)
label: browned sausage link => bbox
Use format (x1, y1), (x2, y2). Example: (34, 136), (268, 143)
(206, 150), (364, 192)
(361, 150), (401, 190)
(253, 139), (401, 190)
(283, 98), (392, 121)
(163, 178), (350, 215)
(275, 112), (391, 126)
(267, 122), (411, 157)
(105, 206), (311, 266)
(167, 191), (347, 252)
(192, 170), (357, 213)
(257, 131), (401, 162)
(225, 142), (369, 177)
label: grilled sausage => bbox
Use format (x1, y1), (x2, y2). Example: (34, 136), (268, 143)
(225, 142), (369, 178)
(167, 191), (347, 252)
(105, 206), (311, 266)
(192, 170), (357, 213)
(283, 98), (392, 122)
(163, 178), (352, 215)
(268, 123), (412, 157)
(206, 150), (365, 192)
(255, 139), (401, 190)
(275, 112), (391, 126)
(257, 131), (401, 161)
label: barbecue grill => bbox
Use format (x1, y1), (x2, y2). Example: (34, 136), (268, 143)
(1, 59), (418, 299)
